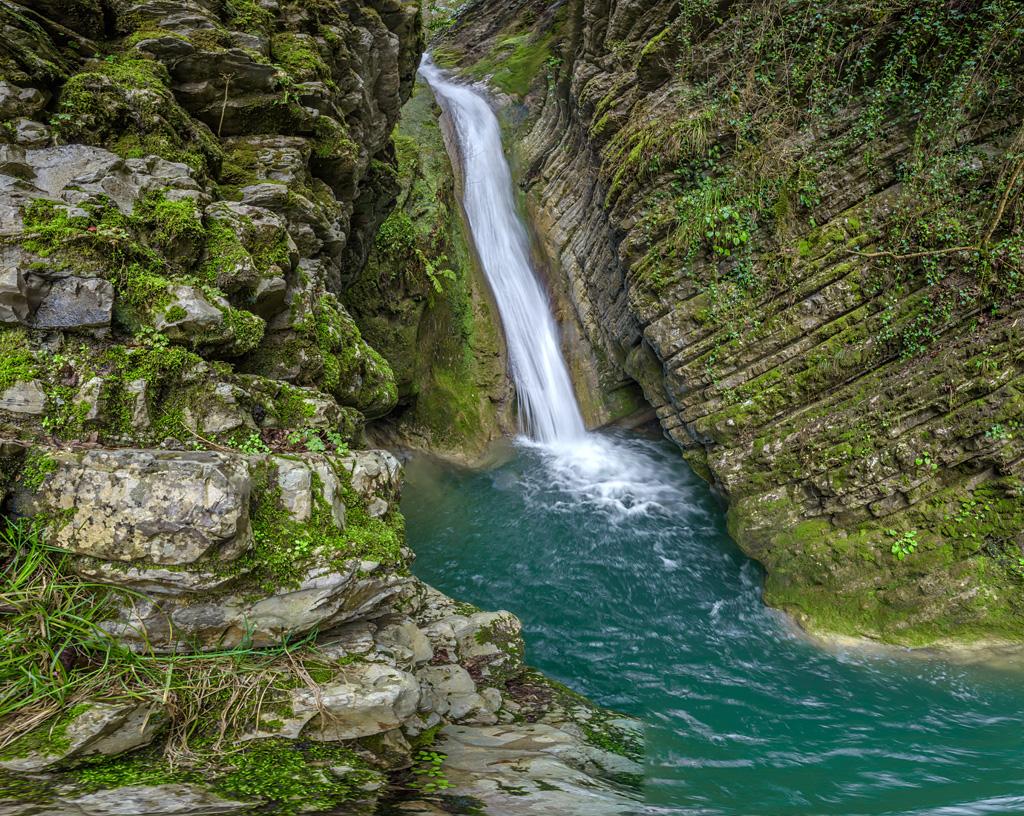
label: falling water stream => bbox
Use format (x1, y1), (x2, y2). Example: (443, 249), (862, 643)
(420, 58), (585, 443)
(410, 60), (1024, 815)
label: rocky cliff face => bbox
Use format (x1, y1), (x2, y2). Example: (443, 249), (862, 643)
(342, 77), (514, 463)
(442, 0), (1024, 646)
(0, 2), (637, 813)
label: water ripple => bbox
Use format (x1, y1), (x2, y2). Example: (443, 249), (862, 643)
(403, 429), (1024, 816)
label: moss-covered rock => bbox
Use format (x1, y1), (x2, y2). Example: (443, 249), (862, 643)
(53, 55), (222, 176)
(446, 0), (1024, 646)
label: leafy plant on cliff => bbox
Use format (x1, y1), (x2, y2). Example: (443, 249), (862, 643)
(888, 529), (919, 561)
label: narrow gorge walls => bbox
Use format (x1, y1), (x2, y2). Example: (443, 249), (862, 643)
(342, 77), (514, 462)
(440, 0), (1024, 646)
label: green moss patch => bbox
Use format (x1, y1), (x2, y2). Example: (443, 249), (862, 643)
(0, 329), (38, 393)
(52, 54), (222, 175)
(212, 738), (381, 814)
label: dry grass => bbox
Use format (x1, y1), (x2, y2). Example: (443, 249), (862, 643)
(0, 520), (333, 762)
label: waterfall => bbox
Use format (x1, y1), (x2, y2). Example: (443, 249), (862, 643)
(419, 57), (586, 444)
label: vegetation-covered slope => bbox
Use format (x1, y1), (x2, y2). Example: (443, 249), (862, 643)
(442, 0), (1024, 645)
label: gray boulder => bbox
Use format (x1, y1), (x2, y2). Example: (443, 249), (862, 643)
(0, 702), (165, 773)
(104, 560), (412, 652)
(0, 81), (49, 119)
(12, 118), (50, 148)
(425, 723), (644, 816)
(29, 276), (114, 330)
(13, 448), (253, 565)
(154, 285), (265, 357)
(0, 380), (46, 415)
(251, 662), (421, 741)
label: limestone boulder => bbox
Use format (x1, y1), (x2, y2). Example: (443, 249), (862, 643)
(269, 452), (351, 527)
(153, 285), (265, 358)
(201, 201), (295, 310)
(10, 447), (406, 651)
(337, 450), (402, 518)
(0, 146), (206, 235)
(153, 284), (227, 341)
(416, 664), (500, 725)
(374, 618), (434, 670)
(103, 560), (413, 652)
(253, 662), (420, 741)
(12, 449), (253, 565)
(0, 81), (49, 119)
(12, 118), (50, 148)
(450, 611), (525, 686)
(412, 586), (525, 689)
(181, 381), (256, 437)
(0, 264), (30, 324)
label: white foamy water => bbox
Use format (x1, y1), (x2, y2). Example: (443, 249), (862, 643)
(419, 57), (586, 444)
(419, 57), (689, 522)
(521, 433), (701, 520)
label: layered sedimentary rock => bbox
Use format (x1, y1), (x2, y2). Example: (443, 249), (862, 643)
(441, 0), (1024, 645)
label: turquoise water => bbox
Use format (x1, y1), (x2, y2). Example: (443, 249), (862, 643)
(402, 429), (1024, 816)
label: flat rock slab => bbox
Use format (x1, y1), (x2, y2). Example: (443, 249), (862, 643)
(43, 784), (249, 816)
(425, 724), (644, 816)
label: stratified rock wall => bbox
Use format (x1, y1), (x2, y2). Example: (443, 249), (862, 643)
(443, 0), (1024, 645)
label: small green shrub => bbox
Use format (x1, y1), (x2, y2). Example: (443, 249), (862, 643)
(888, 529), (919, 561)
(410, 749), (453, 794)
